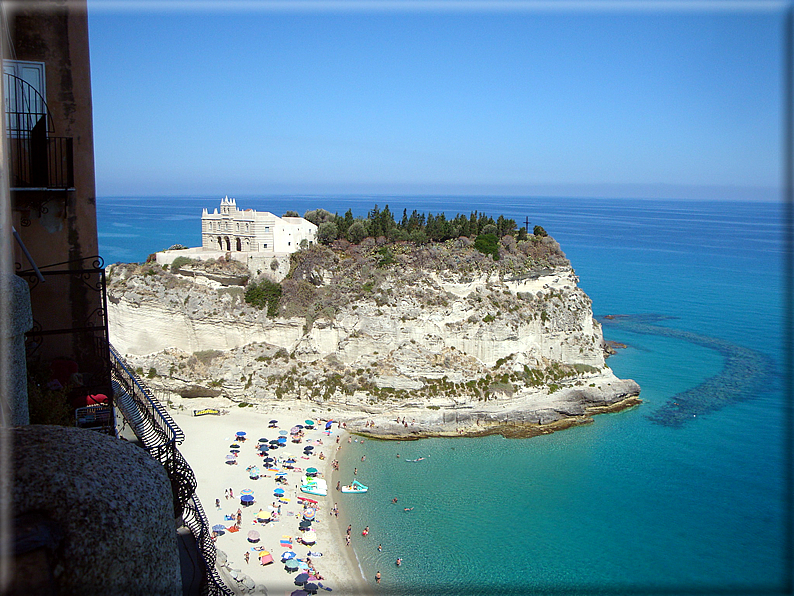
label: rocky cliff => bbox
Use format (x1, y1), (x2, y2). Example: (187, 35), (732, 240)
(107, 235), (640, 437)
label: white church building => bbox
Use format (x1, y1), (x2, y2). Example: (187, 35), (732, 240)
(201, 196), (317, 253)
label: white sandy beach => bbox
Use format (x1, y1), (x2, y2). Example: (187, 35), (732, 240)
(171, 399), (370, 596)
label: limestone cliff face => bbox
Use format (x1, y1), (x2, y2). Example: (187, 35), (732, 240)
(107, 238), (639, 434)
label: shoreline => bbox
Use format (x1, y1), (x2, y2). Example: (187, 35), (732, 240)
(344, 394), (642, 441)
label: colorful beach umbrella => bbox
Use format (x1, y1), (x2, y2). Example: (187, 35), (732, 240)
(241, 489), (254, 495)
(281, 551), (297, 560)
(303, 508), (316, 520)
(290, 426), (300, 434)
(259, 551), (274, 565)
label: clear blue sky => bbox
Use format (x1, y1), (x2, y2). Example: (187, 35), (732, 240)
(87, 1), (785, 200)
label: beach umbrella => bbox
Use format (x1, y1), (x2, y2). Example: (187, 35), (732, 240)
(305, 467), (318, 475)
(294, 572), (310, 585)
(304, 583), (319, 594)
(278, 437), (287, 443)
(230, 443), (240, 448)
(269, 439), (279, 444)
(259, 445), (269, 451)
(299, 520), (312, 529)
(303, 508), (316, 520)
(236, 431), (246, 436)
(270, 420), (278, 424)
(305, 419), (314, 425)
(285, 559), (300, 571)
(274, 488), (285, 495)
(230, 449), (240, 453)
(302, 530), (317, 544)
(259, 551), (274, 565)
(247, 530), (260, 542)
(276, 471), (288, 477)
(290, 426), (300, 434)
(225, 455), (235, 461)
(279, 430), (288, 436)
(290, 591), (309, 596)
(304, 446), (314, 452)
(257, 510), (270, 520)
(241, 495), (254, 504)
(212, 524), (226, 532)
(241, 489), (254, 495)
(281, 551), (297, 560)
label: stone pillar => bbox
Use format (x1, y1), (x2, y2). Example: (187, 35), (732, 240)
(2, 275), (32, 426)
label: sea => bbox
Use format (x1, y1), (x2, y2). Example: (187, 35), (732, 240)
(97, 196), (790, 595)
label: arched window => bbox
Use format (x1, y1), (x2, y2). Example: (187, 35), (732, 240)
(225, 236), (230, 251)
(236, 237), (242, 251)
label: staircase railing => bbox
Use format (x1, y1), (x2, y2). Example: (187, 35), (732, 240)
(109, 344), (233, 596)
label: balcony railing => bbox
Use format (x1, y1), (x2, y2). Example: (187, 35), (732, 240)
(4, 72), (74, 191)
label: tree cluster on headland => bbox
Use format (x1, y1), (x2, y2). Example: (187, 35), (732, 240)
(301, 205), (547, 247)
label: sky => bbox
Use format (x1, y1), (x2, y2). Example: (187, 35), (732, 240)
(86, 1), (786, 200)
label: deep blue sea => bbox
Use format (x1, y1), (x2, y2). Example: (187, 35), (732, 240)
(97, 196), (790, 595)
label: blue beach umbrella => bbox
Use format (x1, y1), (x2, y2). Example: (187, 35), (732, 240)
(304, 582), (318, 593)
(279, 430), (288, 436)
(285, 559), (299, 571)
(274, 488), (285, 495)
(294, 572), (310, 585)
(212, 524), (226, 532)
(325, 421), (333, 430)
(236, 431), (246, 436)
(281, 551), (297, 560)
(241, 495), (254, 503)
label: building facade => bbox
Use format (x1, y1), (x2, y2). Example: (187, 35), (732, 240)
(201, 196), (317, 254)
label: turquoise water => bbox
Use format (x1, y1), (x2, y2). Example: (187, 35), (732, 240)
(97, 196), (789, 594)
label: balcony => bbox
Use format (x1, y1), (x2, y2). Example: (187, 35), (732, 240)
(4, 71), (75, 225)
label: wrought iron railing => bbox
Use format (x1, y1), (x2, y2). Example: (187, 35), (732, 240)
(17, 256), (114, 432)
(4, 72), (74, 190)
(109, 345), (233, 596)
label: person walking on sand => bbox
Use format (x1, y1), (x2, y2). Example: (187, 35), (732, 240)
(225, 489), (229, 500)
(245, 552), (249, 564)
(216, 498), (221, 509)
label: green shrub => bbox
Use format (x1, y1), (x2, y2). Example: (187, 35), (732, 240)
(474, 233), (500, 260)
(245, 280), (282, 317)
(170, 256), (194, 272)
